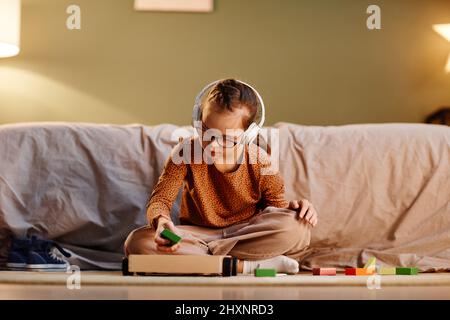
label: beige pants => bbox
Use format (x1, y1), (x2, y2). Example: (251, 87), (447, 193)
(124, 206), (311, 261)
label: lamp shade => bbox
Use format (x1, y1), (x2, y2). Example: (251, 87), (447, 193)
(433, 24), (450, 42)
(0, 0), (21, 58)
(433, 24), (450, 73)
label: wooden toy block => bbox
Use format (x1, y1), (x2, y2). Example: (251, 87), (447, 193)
(345, 268), (375, 276)
(345, 268), (356, 275)
(123, 254), (238, 276)
(255, 268), (277, 277)
(396, 267), (419, 275)
(363, 257), (377, 272)
(160, 229), (182, 245)
(379, 267), (396, 275)
(312, 268), (337, 276)
(357, 268), (375, 275)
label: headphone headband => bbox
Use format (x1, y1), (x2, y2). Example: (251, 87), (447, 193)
(192, 79), (265, 144)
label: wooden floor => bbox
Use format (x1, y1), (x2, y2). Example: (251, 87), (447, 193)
(1, 271), (450, 300)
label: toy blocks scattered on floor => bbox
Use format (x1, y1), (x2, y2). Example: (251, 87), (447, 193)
(312, 257), (419, 276)
(345, 257), (419, 276)
(312, 268), (336, 276)
(344, 266), (419, 276)
(344, 268), (375, 276)
(345, 257), (378, 276)
(160, 229), (182, 245)
(255, 268), (277, 277)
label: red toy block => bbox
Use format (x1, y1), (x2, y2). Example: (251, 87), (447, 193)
(345, 268), (357, 275)
(312, 268), (336, 276)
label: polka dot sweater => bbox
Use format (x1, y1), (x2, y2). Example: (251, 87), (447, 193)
(146, 138), (288, 228)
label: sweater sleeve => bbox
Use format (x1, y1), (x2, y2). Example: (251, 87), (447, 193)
(146, 147), (187, 228)
(260, 171), (289, 209)
(251, 144), (289, 209)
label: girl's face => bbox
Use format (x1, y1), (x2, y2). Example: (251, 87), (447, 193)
(200, 102), (247, 164)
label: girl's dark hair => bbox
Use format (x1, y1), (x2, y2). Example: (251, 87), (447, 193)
(207, 78), (258, 128)
(205, 79), (270, 154)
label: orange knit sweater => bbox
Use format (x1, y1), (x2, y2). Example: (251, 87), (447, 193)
(146, 138), (288, 228)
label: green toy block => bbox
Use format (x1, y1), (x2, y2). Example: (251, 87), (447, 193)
(255, 268), (277, 277)
(396, 267), (419, 275)
(160, 229), (182, 245)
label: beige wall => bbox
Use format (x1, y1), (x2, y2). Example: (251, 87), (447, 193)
(0, 0), (450, 126)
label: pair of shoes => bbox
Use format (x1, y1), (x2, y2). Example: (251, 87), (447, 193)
(6, 235), (71, 271)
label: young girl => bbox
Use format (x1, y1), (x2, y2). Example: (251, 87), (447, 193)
(124, 79), (318, 274)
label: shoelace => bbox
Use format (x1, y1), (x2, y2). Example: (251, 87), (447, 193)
(49, 248), (67, 263)
(45, 241), (72, 260)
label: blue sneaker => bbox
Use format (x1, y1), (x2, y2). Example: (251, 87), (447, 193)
(6, 236), (33, 270)
(27, 237), (71, 271)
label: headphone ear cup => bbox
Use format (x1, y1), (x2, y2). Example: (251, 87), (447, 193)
(192, 104), (202, 136)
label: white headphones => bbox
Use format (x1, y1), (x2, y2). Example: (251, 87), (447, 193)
(192, 79), (266, 145)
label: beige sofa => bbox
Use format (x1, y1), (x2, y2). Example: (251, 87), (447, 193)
(0, 122), (448, 271)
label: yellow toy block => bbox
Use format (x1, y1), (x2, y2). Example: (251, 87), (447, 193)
(363, 257), (377, 273)
(379, 267), (396, 275)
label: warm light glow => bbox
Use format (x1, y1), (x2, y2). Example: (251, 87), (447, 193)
(446, 53), (450, 73)
(0, 0), (21, 58)
(0, 66), (139, 123)
(433, 24), (450, 42)
(433, 24), (450, 73)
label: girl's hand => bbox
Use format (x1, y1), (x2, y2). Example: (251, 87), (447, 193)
(288, 199), (318, 227)
(154, 216), (182, 253)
